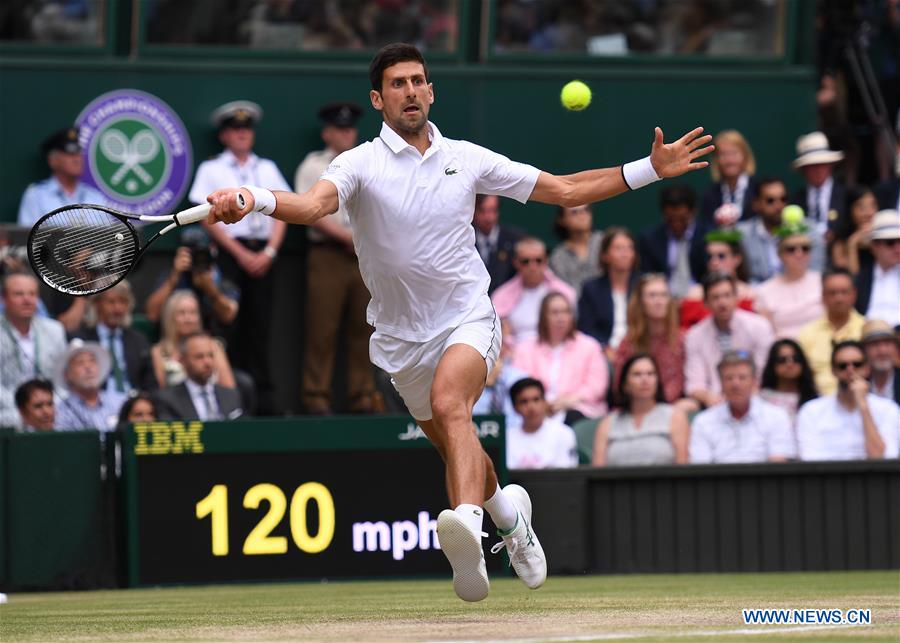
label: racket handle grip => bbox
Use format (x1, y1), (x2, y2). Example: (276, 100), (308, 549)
(174, 203), (212, 226)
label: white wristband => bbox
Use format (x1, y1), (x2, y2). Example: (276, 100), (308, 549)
(240, 185), (277, 215)
(621, 156), (661, 190)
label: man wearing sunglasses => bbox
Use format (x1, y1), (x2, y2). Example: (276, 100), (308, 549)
(855, 210), (900, 328)
(739, 177), (825, 283)
(796, 340), (899, 461)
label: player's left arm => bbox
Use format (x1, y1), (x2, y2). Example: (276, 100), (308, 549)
(528, 126), (713, 206)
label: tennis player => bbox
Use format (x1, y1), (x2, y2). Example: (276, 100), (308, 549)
(207, 43), (713, 602)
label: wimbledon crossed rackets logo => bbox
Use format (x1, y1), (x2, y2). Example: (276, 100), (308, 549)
(94, 120), (166, 197)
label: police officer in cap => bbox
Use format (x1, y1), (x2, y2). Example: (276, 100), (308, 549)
(17, 127), (106, 227)
(189, 100), (291, 415)
(294, 101), (376, 414)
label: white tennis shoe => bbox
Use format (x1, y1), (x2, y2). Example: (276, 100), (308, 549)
(490, 484), (547, 589)
(437, 509), (490, 602)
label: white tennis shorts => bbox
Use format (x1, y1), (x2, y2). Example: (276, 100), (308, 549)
(369, 297), (502, 421)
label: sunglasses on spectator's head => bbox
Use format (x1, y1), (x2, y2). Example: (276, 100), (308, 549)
(775, 354), (800, 365)
(518, 256), (545, 265)
(835, 360), (865, 371)
(764, 195), (787, 204)
(783, 244), (811, 254)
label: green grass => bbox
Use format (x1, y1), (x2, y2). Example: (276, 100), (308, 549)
(2, 572), (899, 641)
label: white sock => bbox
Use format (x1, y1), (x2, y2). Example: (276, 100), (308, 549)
(483, 484), (518, 532)
(454, 503), (484, 535)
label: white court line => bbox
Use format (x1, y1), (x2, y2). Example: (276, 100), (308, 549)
(425, 622), (870, 643)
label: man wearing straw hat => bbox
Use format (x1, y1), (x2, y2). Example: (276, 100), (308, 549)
(861, 319), (900, 403)
(54, 339), (126, 432)
(856, 209), (900, 328)
(790, 131), (847, 235)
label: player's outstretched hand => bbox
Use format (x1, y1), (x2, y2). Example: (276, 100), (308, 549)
(207, 188), (253, 225)
(649, 127), (714, 179)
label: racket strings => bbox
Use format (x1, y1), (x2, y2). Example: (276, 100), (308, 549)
(30, 207), (139, 295)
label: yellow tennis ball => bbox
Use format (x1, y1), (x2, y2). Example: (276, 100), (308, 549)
(781, 205), (805, 226)
(561, 80), (591, 111)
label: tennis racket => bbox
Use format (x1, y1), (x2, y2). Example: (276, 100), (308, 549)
(27, 194), (245, 296)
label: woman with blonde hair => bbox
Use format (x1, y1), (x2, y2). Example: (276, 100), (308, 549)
(151, 290), (236, 388)
(613, 274), (696, 412)
(701, 129), (758, 222)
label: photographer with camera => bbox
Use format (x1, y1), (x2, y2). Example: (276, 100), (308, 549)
(145, 229), (239, 336)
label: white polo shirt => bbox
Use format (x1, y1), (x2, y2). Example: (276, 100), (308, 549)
(689, 396), (797, 464)
(796, 394), (900, 461)
(189, 150), (291, 240)
(506, 418), (578, 469)
(322, 121), (540, 341)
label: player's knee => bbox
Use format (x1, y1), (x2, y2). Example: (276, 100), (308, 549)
(430, 392), (468, 426)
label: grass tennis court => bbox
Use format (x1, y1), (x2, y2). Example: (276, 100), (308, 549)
(2, 571), (898, 641)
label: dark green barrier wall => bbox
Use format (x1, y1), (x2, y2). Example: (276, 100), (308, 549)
(0, 59), (815, 240)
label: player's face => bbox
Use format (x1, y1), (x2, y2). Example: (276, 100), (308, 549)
(183, 337), (216, 384)
(23, 389), (54, 431)
(96, 291), (129, 328)
(721, 363), (754, 407)
(2, 274), (39, 321)
(371, 61), (433, 135)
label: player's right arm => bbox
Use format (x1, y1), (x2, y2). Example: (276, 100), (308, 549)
(206, 179), (339, 227)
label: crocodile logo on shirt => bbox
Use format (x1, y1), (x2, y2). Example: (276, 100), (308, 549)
(444, 167), (459, 176)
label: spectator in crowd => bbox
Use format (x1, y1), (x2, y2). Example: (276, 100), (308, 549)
(14, 378), (55, 432)
(492, 237), (575, 346)
(117, 392), (158, 429)
(739, 178), (826, 282)
(514, 292), (608, 425)
(759, 339), (819, 423)
(831, 186), (878, 275)
(861, 319), (899, 403)
(856, 209), (900, 328)
(577, 227), (637, 353)
(701, 129), (758, 222)
(679, 230), (755, 329)
(0, 272), (67, 428)
(790, 131), (847, 237)
(155, 332), (243, 422)
(472, 194), (524, 294)
(638, 183), (712, 298)
(151, 290), (236, 390)
(16, 127), (105, 227)
(796, 341), (900, 461)
(690, 351), (797, 463)
(614, 274), (692, 409)
(548, 203), (603, 296)
(294, 102), (375, 414)
(754, 223), (824, 338)
(73, 281), (156, 395)
(685, 273), (774, 408)
(144, 228), (239, 339)
(55, 340), (126, 432)
(797, 268), (866, 395)
(473, 339), (528, 430)
(505, 377), (578, 470)
(190, 101), (290, 414)
(592, 354), (689, 466)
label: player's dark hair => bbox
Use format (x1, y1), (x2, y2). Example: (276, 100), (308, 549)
(831, 340), (866, 368)
(369, 43), (429, 92)
(509, 377), (545, 406)
(659, 183), (696, 211)
(702, 271), (736, 300)
(615, 353), (664, 411)
(14, 378), (53, 411)
(760, 339), (818, 405)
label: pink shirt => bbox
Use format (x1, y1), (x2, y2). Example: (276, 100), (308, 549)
(491, 270), (576, 319)
(513, 331), (609, 418)
(754, 271), (824, 339)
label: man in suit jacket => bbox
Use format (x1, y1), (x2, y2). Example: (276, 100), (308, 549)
(0, 272), (67, 428)
(790, 132), (847, 236)
(638, 183), (711, 298)
(472, 194), (524, 294)
(73, 280), (156, 395)
(855, 210), (900, 328)
(862, 319), (900, 404)
(155, 332), (243, 421)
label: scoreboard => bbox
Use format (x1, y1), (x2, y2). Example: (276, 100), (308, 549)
(122, 416), (505, 586)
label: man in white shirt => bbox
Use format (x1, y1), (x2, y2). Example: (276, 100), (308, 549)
(690, 351), (796, 464)
(189, 101), (290, 415)
(506, 378), (577, 469)
(206, 43), (713, 601)
(859, 210), (900, 328)
(797, 341), (900, 461)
